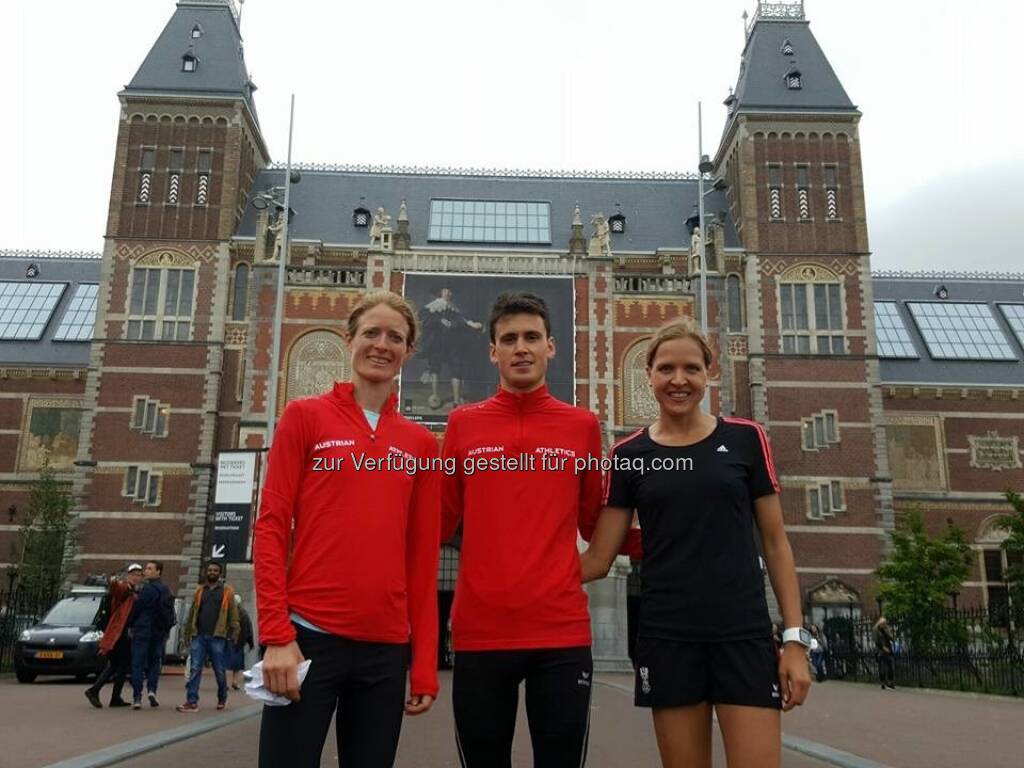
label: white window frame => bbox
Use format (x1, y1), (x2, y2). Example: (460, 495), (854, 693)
(130, 395), (170, 438)
(779, 280), (846, 355)
(802, 410), (840, 452)
(124, 465), (162, 506)
(126, 267), (196, 342)
(807, 480), (845, 520)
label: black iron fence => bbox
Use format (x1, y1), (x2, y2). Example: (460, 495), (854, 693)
(819, 607), (1024, 697)
(0, 587), (60, 673)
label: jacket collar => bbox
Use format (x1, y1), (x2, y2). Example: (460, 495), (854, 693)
(329, 381), (397, 416)
(491, 384), (553, 413)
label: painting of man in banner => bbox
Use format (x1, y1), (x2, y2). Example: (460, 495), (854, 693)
(401, 274), (575, 423)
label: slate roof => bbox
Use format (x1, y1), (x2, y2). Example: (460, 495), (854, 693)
(872, 275), (1024, 387)
(719, 10), (858, 146)
(123, 1), (257, 122)
(0, 252), (101, 367)
(235, 167), (741, 253)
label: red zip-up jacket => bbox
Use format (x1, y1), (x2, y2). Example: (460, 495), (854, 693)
(254, 382), (441, 697)
(441, 386), (603, 651)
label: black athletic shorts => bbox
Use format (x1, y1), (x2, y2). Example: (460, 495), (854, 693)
(633, 636), (782, 709)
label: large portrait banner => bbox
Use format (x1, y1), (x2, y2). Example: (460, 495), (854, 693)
(400, 273), (575, 424)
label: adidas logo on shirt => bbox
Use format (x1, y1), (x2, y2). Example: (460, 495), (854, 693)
(716, 444), (729, 453)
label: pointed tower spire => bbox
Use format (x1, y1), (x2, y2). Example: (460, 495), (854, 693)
(124, 0), (258, 124)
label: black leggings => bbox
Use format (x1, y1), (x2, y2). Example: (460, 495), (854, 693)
(88, 635), (131, 702)
(258, 627), (409, 768)
(452, 646), (592, 768)
(878, 653), (895, 686)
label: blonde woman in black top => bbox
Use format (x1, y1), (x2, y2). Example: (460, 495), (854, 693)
(582, 318), (810, 768)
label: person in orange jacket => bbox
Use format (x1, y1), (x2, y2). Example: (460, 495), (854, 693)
(84, 563), (143, 708)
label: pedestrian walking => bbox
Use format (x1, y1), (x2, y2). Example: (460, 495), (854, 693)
(176, 561), (239, 712)
(126, 560), (175, 710)
(582, 318), (811, 768)
(228, 593), (254, 690)
(875, 617), (896, 689)
(809, 625), (827, 682)
(84, 563), (143, 708)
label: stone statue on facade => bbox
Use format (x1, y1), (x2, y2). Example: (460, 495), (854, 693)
(589, 213), (611, 258)
(369, 206), (392, 245)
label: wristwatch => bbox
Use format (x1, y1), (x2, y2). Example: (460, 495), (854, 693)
(782, 627), (812, 647)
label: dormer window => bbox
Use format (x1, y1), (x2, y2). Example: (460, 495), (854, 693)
(786, 68), (802, 90)
(609, 212), (626, 234)
(781, 39), (795, 56)
(182, 54), (198, 73)
(352, 207), (371, 228)
(191, 24), (203, 39)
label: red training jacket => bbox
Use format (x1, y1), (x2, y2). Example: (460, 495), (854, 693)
(442, 385), (603, 651)
(254, 382), (441, 697)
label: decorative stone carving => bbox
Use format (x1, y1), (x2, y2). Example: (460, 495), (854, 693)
(285, 330), (352, 402)
(134, 249), (197, 268)
(778, 263), (841, 283)
(807, 577), (861, 606)
(589, 214), (611, 258)
(369, 207), (392, 246)
(622, 340), (658, 425)
(968, 432), (1022, 471)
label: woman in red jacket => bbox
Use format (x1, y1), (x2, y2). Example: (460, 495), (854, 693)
(255, 291), (442, 768)
(582, 318), (810, 768)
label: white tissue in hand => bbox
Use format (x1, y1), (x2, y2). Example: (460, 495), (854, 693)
(243, 660), (312, 706)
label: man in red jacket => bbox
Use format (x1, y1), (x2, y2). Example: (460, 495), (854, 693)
(84, 563), (143, 708)
(442, 292), (603, 767)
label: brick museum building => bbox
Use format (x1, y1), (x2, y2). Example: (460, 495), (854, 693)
(2, 1), (1022, 665)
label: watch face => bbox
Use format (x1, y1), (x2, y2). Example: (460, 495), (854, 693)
(800, 628), (812, 645)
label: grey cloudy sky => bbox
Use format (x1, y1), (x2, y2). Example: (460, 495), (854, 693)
(6, 0), (1021, 271)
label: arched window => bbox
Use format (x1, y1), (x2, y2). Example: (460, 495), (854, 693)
(726, 274), (743, 332)
(232, 263), (250, 321)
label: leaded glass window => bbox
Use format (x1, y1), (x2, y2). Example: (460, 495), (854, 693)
(780, 282), (845, 354)
(127, 268), (195, 341)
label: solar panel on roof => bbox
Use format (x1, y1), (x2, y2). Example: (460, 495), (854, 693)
(873, 302), (918, 358)
(998, 304), (1024, 351)
(906, 302), (1016, 361)
(428, 200), (551, 244)
(0, 281), (67, 340)
(53, 284), (99, 342)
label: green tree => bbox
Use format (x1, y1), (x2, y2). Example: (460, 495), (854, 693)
(15, 459), (76, 595)
(997, 490), (1024, 618)
(877, 509), (972, 651)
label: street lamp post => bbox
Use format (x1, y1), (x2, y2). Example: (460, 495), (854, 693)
(264, 95), (295, 444)
(696, 102), (715, 414)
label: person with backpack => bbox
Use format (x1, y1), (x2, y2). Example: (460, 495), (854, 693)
(176, 561), (240, 712)
(126, 560), (175, 710)
(84, 563), (143, 708)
